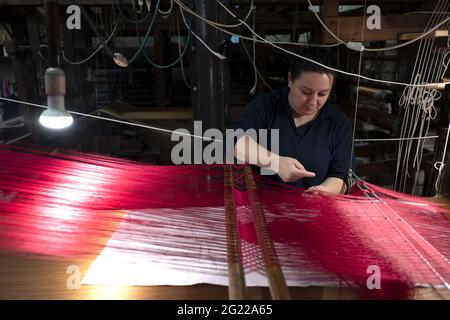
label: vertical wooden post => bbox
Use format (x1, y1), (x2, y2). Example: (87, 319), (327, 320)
(321, 0), (339, 44)
(224, 166), (247, 300)
(191, 0), (229, 132)
(243, 166), (290, 300)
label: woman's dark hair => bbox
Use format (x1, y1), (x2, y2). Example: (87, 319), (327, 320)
(289, 48), (337, 82)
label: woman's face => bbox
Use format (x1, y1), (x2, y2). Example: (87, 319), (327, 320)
(288, 71), (333, 118)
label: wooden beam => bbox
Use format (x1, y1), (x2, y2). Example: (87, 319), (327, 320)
(399, 30), (449, 41)
(322, 14), (430, 43)
(117, 11), (318, 31)
(0, 0), (138, 4)
(241, 0), (425, 3)
(0, 0), (426, 5)
(118, 108), (192, 120)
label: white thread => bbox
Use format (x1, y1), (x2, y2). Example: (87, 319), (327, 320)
(360, 182), (450, 290)
(0, 96), (222, 143)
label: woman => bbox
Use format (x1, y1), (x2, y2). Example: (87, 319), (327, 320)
(230, 48), (353, 194)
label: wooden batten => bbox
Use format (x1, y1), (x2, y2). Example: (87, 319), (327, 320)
(399, 30), (449, 41)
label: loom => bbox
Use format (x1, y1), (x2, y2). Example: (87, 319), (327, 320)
(0, 144), (449, 300)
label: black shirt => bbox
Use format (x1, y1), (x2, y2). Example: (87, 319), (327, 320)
(228, 86), (353, 188)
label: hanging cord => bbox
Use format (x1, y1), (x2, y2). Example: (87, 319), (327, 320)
(240, 30), (273, 92)
(351, 171), (450, 290)
(355, 136), (438, 142)
(176, 0), (450, 88)
(171, 0), (439, 86)
(176, 10), (191, 89)
(175, 0), (340, 48)
(249, 6), (257, 95)
(0, 96), (221, 143)
(178, 4), (225, 60)
(202, 0), (256, 29)
(115, 0), (152, 24)
(348, 0), (368, 189)
(307, 0), (450, 52)
(125, 0), (160, 64)
(60, 17), (121, 65)
(158, 0), (174, 17)
(395, 0), (450, 192)
(360, 182), (450, 291)
(434, 121), (450, 194)
(132, 3), (193, 68)
(395, 0), (444, 190)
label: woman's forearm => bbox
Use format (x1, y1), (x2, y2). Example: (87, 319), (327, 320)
(234, 135), (278, 168)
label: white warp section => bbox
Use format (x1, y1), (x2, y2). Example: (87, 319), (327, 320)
(82, 207), (338, 287)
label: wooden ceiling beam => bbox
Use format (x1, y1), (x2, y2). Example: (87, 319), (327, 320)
(0, 0), (426, 5)
(322, 14), (430, 43)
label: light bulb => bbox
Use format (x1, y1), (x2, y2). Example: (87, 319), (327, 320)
(113, 52), (128, 67)
(39, 108), (73, 129)
(39, 94), (73, 129)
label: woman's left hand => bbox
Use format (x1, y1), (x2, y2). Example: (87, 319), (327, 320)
(306, 184), (331, 194)
(306, 178), (346, 195)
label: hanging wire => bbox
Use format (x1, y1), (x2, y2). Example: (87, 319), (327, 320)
(434, 121), (450, 194)
(115, 0), (153, 23)
(306, 0), (450, 52)
(59, 18), (121, 65)
(175, 0), (450, 88)
(0, 96), (220, 143)
(132, 3), (193, 68)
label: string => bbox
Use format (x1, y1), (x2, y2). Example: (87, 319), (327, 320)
(357, 182), (450, 290)
(58, 10), (121, 65)
(434, 121), (450, 194)
(350, 172), (450, 292)
(0, 145), (448, 297)
(240, 29), (273, 92)
(341, 0), (450, 280)
(307, 0), (450, 52)
(355, 136), (438, 142)
(349, 0), (368, 185)
(249, 6), (258, 95)
(158, 0), (174, 17)
(176, 10), (191, 89)
(175, 0), (450, 88)
(395, 0), (450, 192)
(175, 0), (339, 47)
(409, 44), (443, 192)
(179, 5), (226, 60)
(0, 96), (220, 142)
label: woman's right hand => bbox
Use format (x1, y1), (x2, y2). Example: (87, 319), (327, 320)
(274, 156), (316, 182)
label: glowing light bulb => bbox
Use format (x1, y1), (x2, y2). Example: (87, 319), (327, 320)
(40, 67), (73, 129)
(39, 95), (73, 129)
(39, 107), (73, 129)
